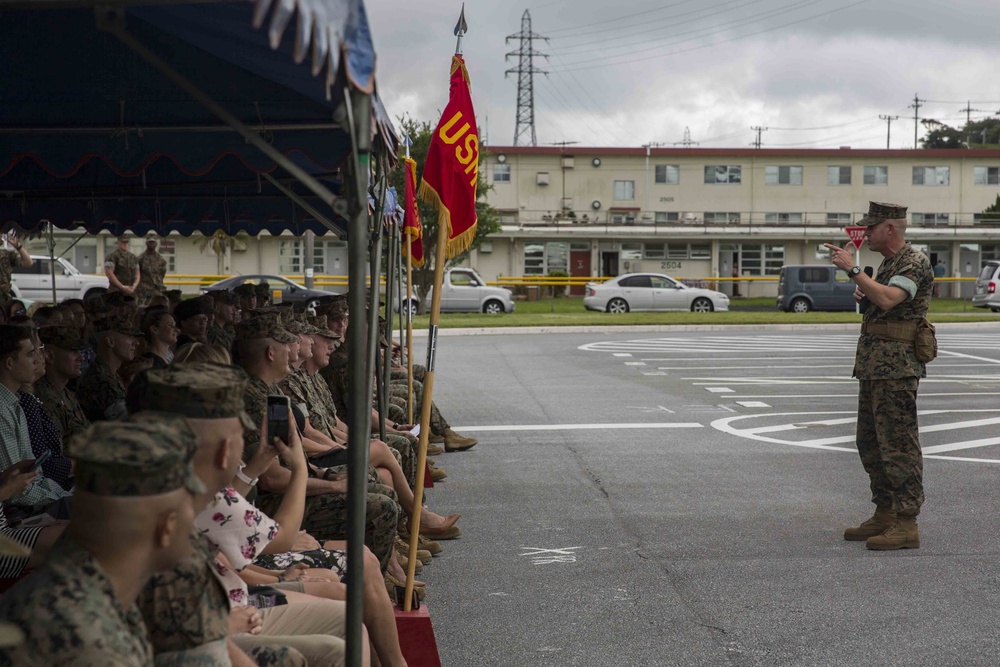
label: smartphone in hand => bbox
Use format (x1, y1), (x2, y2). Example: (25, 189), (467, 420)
(266, 395), (291, 446)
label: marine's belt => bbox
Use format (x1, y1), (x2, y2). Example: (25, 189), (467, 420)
(860, 320), (918, 342)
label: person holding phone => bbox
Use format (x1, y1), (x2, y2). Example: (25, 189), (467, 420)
(0, 231), (32, 306)
(0, 325), (71, 517)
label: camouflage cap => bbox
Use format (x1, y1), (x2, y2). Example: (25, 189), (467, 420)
(174, 296), (214, 323)
(66, 414), (205, 496)
(38, 325), (87, 351)
(233, 283), (257, 297)
(234, 315), (297, 343)
(139, 363), (255, 431)
(308, 315), (339, 339)
(116, 234), (131, 242)
(283, 318), (305, 334)
(859, 201), (908, 227)
(94, 309), (140, 336)
(254, 282), (271, 297)
(212, 290), (240, 307)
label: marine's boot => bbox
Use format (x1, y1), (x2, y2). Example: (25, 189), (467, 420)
(844, 506), (896, 541)
(443, 428), (477, 452)
(866, 515), (920, 551)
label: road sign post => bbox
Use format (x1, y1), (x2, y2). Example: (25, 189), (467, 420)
(845, 226), (866, 314)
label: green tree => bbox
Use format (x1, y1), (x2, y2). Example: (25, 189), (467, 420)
(980, 194), (1000, 224)
(920, 119), (966, 149)
(388, 116), (501, 313)
(920, 116), (1000, 148)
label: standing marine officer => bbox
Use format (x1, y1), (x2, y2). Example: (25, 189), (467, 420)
(825, 201), (933, 550)
(105, 235), (141, 296)
(0, 415), (203, 666)
(136, 234), (168, 304)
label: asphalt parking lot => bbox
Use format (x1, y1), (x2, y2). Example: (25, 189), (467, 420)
(420, 324), (1000, 667)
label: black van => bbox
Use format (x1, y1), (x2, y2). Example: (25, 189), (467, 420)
(777, 265), (857, 312)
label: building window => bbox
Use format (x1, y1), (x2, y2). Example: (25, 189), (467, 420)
(826, 213), (852, 225)
(764, 213), (803, 224)
(912, 213), (949, 226)
(705, 212), (741, 224)
(690, 243), (710, 259)
(620, 243), (642, 260)
(863, 165), (888, 185)
(499, 210), (518, 224)
(912, 166), (950, 186)
(492, 163), (511, 183)
(610, 211), (637, 224)
(974, 166), (1000, 185)
(654, 165), (680, 184)
(828, 166), (851, 185)
(613, 180), (635, 200)
(704, 165), (741, 184)
(644, 243), (665, 259)
(764, 166), (803, 185)
(666, 244), (688, 260)
(277, 239), (338, 274)
(654, 212), (679, 223)
(523, 241), (568, 275)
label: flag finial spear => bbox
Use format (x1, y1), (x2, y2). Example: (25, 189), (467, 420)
(402, 134), (412, 160)
(454, 3), (468, 55)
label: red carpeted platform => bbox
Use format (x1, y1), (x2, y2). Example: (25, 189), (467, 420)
(395, 606), (442, 667)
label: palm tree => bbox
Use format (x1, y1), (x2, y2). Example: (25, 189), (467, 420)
(194, 230), (249, 275)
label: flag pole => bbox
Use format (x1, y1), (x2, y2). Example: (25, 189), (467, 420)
(405, 137), (415, 425)
(405, 5), (468, 610)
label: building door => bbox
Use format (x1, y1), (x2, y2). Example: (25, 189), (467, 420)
(75, 246), (96, 274)
(601, 251), (619, 278)
(570, 248), (591, 296)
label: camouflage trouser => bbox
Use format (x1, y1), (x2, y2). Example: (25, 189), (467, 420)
(389, 379), (449, 434)
(856, 378), (924, 516)
(246, 645), (307, 667)
(257, 487), (399, 572)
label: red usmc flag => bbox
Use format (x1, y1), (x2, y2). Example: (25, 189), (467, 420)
(418, 55), (479, 259)
(401, 157), (424, 267)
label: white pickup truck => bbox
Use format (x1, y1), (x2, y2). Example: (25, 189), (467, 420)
(400, 267), (515, 315)
(11, 255), (109, 302)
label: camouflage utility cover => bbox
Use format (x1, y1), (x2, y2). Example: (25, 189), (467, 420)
(859, 201), (908, 227)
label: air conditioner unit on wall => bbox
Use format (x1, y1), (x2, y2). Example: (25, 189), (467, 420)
(536, 172), (550, 186)
(561, 197), (573, 210)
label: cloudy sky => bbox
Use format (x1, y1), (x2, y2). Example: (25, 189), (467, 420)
(365, 0), (1000, 150)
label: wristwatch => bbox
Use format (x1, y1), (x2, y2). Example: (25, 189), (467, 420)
(848, 266), (861, 277)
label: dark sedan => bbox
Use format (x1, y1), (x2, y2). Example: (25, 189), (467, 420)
(201, 274), (342, 310)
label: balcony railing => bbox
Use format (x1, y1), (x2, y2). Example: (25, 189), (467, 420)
(506, 212), (1000, 230)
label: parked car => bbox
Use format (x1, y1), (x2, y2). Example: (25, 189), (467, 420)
(971, 260), (1000, 312)
(11, 255), (109, 302)
(398, 268), (515, 315)
(777, 265), (857, 313)
(583, 273), (729, 313)
(202, 274), (342, 311)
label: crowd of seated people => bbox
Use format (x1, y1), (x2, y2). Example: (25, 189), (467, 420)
(0, 277), (479, 666)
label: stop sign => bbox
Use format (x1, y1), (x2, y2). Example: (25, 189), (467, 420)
(845, 226), (866, 250)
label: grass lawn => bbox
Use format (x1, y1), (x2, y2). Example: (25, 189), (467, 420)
(408, 297), (1000, 329)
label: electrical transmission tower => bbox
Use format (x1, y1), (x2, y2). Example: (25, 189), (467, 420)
(674, 127), (699, 147)
(505, 10), (548, 146)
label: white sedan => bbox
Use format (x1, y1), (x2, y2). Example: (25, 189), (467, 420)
(583, 273), (730, 313)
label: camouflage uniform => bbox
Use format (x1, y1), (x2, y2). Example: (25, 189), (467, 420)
(78, 358), (128, 422)
(0, 415), (204, 667)
(206, 322), (236, 353)
(853, 234), (933, 517)
(34, 375), (90, 450)
(136, 247), (167, 304)
(0, 248), (24, 303)
(105, 247), (139, 293)
(247, 645), (307, 667)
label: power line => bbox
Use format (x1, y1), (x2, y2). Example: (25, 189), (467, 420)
(544, 0), (702, 35)
(549, 0), (870, 73)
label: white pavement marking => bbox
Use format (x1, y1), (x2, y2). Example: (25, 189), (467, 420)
(727, 392), (996, 400)
(736, 401), (771, 408)
(705, 387), (735, 393)
(938, 349), (1000, 365)
(454, 422), (704, 431)
(923, 437), (1000, 455)
(613, 353), (633, 357)
(643, 371), (667, 376)
(624, 361), (647, 366)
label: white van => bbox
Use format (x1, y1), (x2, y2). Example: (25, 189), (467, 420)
(971, 260), (1000, 312)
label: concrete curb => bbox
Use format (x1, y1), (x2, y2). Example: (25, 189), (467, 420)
(409, 321), (998, 337)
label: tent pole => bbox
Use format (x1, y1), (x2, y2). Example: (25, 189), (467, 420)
(100, 11), (341, 208)
(342, 87), (373, 667)
(47, 223), (58, 304)
(367, 175), (388, 444)
(381, 217), (397, 439)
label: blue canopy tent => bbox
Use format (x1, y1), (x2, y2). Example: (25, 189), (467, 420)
(0, 1), (394, 662)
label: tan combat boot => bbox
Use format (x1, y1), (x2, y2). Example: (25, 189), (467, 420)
(844, 506), (896, 541)
(443, 428), (477, 452)
(866, 515), (919, 550)
(426, 443), (445, 456)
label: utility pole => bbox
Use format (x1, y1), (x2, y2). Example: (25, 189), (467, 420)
(505, 10), (548, 146)
(878, 114), (898, 150)
(961, 100), (985, 126)
(673, 127), (699, 147)
(750, 126), (767, 149)
(908, 93), (924, 149)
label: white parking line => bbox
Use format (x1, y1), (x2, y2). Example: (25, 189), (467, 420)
(923, 437), (1000, 455)
(705, 387), (735, 393)
(613, 353), (633, 357)
(624, 361), (647, 366)
(736, 401), (771, 408)
(453, 422), (704, 432)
